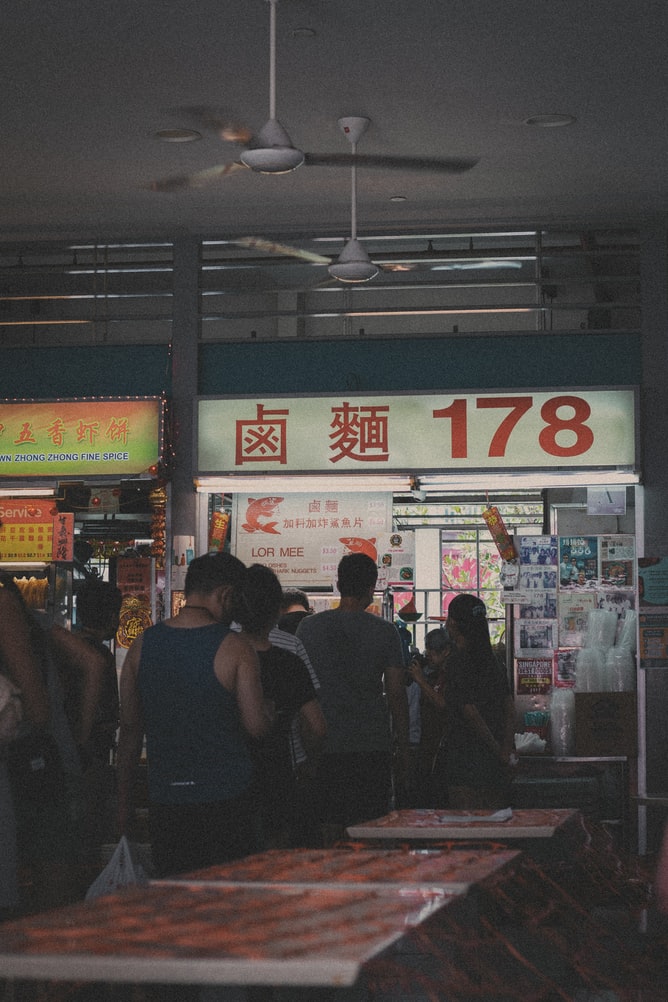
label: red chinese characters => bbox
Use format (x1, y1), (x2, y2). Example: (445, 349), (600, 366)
(329, 402), (390, 464)
(236, 404), (289, 465)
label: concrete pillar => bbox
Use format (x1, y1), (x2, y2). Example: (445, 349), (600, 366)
(640, 220), (668, 555)
(170, 236), (199, 544)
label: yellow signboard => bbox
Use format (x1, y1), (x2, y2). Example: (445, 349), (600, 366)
(0, 499), (74, 562)
(0, 398), (162, 477)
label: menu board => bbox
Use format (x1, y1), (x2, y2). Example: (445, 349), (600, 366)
(232, 493), (393, 589)
(0, 499), (73, 562)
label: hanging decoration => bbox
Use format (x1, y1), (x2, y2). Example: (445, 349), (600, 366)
(149, 483), (167, 569)
(482, 504), (518, 562)
(208, 509), (230, 553)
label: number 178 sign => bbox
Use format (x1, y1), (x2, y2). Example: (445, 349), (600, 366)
(197, 388), (637, 473)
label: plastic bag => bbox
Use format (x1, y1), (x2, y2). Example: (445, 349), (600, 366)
(0, 674), (22, 745)
(85, 835), (148, 901)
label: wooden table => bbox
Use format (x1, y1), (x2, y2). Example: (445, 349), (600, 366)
(0, 879), (457, 997)
(346, 807), (584, 859)
(155, 845), (522, 895)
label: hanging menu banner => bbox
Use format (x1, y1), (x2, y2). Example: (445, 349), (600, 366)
(0, 398), (162, 477)
(197, 388), (637, 474)
(232, 492), (393, 589)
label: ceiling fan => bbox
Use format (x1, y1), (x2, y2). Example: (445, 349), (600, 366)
(327, 116), (378, 282)
(230, 118), (386, 284)
(150, 0), (478, 191)
(239, 0), (303, 174)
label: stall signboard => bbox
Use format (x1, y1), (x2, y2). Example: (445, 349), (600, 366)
(197, 388), (637, 474)
(232, 492), (393, 589)
(0, 398), (162, 477)
(0, 499), (73, 562)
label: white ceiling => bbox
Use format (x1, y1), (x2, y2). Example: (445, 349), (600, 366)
(2, 0), (667, 244)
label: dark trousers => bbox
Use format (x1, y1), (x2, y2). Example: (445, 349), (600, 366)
(314, 751), (392, 834)
(149, 789), (258, 877)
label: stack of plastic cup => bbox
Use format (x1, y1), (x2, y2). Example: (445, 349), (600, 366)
(616, 610), (637, 652)
(575, 647), (607, 692)
(549, 687), (576, 756)
(584, 609), (618, 649)
(605, 647), (636, 691)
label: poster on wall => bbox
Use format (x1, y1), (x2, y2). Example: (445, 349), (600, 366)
(514, 618), (558, 655)
(518, 591), (557, 620)
(554, 648), (578, 688)
(516, 657), (553, 695)
(558, 591), (596, 647)
(231, 492), (393, 589)
(638, 556), (668, 668)
(559, 536), (599, 586)
(517, 536), (558, 567)
(600, 534), (635, 586)
(514, 533), (639, 693)
(376, 531), (415, 589)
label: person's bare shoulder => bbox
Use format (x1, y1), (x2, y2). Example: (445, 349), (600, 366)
(214, 628), (258, 687)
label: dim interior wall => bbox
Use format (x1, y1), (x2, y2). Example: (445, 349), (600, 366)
(198, 332), (641, 396)
(547, 487), (637, 537)
(0, 345), (171, 398)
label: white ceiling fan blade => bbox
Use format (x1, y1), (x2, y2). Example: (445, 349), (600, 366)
(150, 161), (248, 192)
(234, 236), (331, 265)
(167, 106), (255, 144)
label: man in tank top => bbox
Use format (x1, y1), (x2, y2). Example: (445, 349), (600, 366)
(116, 553), (270, 877)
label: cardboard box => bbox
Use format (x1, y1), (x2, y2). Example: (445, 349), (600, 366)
(575, 692), (637, 757)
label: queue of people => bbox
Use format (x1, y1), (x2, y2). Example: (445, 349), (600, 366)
(2, 542), (522, 915)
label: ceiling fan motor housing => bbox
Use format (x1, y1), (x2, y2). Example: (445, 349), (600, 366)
(328, 237), (379, 282)
(240, 119), (304, 173)
(338, 116), (370, 145)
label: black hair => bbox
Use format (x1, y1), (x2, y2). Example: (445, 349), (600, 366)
(236, 563), (283, 634)
(447, 593), (493, 660)
(424, 628), (451, 653)
(279, 588), (310, 613)
(336, 552), (378, 599)
(184, 552), (247, 598)
(76, 580), (123, 631)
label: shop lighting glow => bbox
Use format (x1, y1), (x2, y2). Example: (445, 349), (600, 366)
(0, 488), (56, 497)
(417, 471), (639, 491)
(195, 474), (414, 494)
(342, 307), (536, 318)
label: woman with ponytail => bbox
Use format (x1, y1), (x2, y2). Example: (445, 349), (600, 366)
(444, 594), (516, 809)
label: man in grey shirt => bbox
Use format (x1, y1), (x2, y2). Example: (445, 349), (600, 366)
(296, 553), (409, 843)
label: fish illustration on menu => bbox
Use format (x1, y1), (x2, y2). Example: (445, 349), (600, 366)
(241, 496), (284, 535)
(339, 536), (378, 561)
